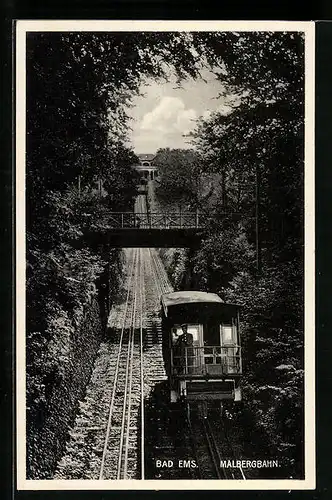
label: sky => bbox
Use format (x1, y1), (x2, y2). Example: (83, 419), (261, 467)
(126, 69), (234, 155)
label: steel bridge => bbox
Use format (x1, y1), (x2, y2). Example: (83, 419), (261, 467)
(86, 211), (205, 248)
(104, 212), (204, 230)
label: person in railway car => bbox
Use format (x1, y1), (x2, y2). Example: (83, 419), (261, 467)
(181, 324), (195, 373)
(171, 327), (182, 373)
(173, 324), (194, 373)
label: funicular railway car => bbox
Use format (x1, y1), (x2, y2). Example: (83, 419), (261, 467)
(160, 291), (242, 408)
(138, 177), (148, 194)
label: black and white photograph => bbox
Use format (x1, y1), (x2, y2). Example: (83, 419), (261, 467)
(16, 20), (315, 490)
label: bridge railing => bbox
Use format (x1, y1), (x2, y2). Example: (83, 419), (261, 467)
(102, 212), (205, 229)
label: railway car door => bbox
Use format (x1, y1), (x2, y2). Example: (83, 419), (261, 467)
(202, 322), (221, 372)
(186, 324), (202, 373)
(191, 324), (204, 372)
(220, 320), (238, 373)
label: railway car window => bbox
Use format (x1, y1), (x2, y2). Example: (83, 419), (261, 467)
(220, 325), (236, 345)
(173, 324), (200, 343)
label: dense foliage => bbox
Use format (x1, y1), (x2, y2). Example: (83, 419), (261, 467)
(154, 148), (202, 207)
(157, 32), (305, 478)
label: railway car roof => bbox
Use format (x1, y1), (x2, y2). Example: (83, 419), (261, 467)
(161, 291), (225, 308)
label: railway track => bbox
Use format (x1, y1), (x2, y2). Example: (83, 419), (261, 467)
(134, 193), (148, 217)
(98, 247), (145, 480)
(143, 250), (200, 479)
(97, 211), (172, 478)
(147, 248), (246, 480)
(148, 248), (172, 295)
(55, 245), (247, 481)
(142, 247), (173, 384)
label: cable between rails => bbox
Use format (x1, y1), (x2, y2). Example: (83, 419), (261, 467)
(203, 418), (223, 479)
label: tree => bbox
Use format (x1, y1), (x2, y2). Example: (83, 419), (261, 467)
(191, 31), (304, 266)
(103, 145), (140, 210)
(154, 148), (202, 208)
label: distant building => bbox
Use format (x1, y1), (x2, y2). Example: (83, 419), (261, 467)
(134, 153), (159, 181)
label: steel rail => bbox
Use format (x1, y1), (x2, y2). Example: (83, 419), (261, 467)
(158, 253), (172, 293)
(140, 248), (145, 479)
(151, 250), (163, 290)
(186, 408), (222, 479)
(117, 248), (140, 478)
(121, 297), (136, 477)
(147, 249), (160, 296)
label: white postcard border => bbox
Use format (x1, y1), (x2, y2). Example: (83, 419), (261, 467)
(16, 20), (316, 491)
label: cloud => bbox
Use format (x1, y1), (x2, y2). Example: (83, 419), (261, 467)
(140, 96), (197, 135)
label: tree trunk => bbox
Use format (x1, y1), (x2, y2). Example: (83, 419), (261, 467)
(221, 167), (227, 208)
(255, 163), (262, 274)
